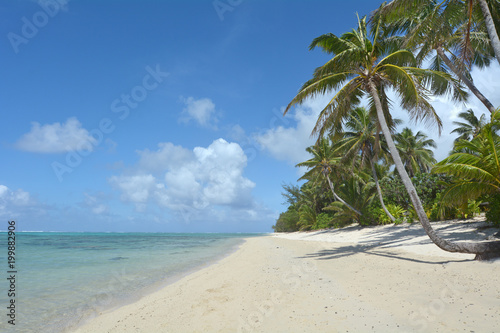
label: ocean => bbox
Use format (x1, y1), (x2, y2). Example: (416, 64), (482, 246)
(0, 232), (262, 333)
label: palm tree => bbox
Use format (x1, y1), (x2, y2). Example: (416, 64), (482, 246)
(296, 185), (321, 230)
(323, 176), (376, 226)
(297, 138), (362, 215)
(433, 109), (500, 209)
(451, 109), (488, 142)
(477, 0), (500, 64)
(338, 106), (398, 221)
(285, 15), (500, 259)
(395, 128), (437, 177)
(379, 0), (500, 66)
(375, 0), (497, 113)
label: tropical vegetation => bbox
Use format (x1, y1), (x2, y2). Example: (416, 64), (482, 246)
(273, 1), (500, 260)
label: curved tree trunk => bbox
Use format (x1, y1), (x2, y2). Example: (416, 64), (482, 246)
(436, 46), (496, 113)
(478, 0), (500, 65)
(369, 82), (500, 260)
(370, 158), (395, 222)
(325, 175), (362, 216)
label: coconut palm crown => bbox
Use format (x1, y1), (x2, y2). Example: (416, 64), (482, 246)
(373, 0), (496, 113)
(284, 15), (466, 139)
(451, 109), (488, 142)
(395, 127), (437, 177)
(297, 137), (362, 216)
(376, 0), (500, 66)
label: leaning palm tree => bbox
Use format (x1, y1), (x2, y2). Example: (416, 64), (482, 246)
(297, 138), (362, 215)
(338, 106), (398, 221)
(374, 0), (497, 113)
(285, 15), (500, 259)
(395, 128), (437, 177)
(451, 108), (488, 142)
(477, 0), (500, 64)
(323, 176), (377, 225)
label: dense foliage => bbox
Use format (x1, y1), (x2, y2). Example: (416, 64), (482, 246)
(274, 1), (500, 233)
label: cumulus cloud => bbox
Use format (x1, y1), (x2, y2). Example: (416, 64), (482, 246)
(179, 96), (219, 129)
(15, 117), (97, 153)
(136, 142), (193, 174)
(109, 139), (257, 221)
(0, 185), (31, 208)
(254, 96), (331, 165)
(0, 185), (47, 225)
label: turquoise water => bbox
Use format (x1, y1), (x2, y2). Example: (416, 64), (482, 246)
(0, 232), (262, 333)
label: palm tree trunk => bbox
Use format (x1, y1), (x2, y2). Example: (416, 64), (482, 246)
(369, 82), (500, 260)
(325, 176), (362, 216)
(436, 46), (496, 113)
(478, 0), (500, 65)
(370, 158), (395, 222)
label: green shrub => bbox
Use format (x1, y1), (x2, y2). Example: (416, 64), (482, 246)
(312, 212), (335, 230)
(378, 204), (406, 225)
(359, 204), (381, 226)
(428, 193), (458, 221)
(272, 209), (300, 232)
(486, 193), (500, 227)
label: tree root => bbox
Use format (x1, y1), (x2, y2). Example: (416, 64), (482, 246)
(474, 251), (500, 261)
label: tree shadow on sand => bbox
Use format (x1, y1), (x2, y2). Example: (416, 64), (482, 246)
(300, 244), (470, 264)
(297, 223), (488, 264)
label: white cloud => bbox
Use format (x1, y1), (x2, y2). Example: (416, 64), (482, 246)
(0, 185), (31, 208)
(254, 96), (331, 165)
(136, 142), (192, 174)
(192, 139), (255, 206)
(227, 124), (246, 141)
(179, 96), (219, 129)
(0, 185), (46, 224)
(469, 62), (500, 111)
(15, 117), (97, 153)
(82, 193), (108, 215)
(109, 139), (257, 221)
(110, 174), (157, 212)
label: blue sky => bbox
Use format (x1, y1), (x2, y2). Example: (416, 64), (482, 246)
(1, 0), (499, 232)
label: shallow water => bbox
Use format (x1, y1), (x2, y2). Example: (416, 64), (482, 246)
(0, 232), (262, 333)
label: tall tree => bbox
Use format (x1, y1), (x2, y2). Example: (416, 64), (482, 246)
(297, 138), (362, 215)
(477, 0), (500, 64)
(379, 0), (500, 66)
(285, 15), (500, 259)
(338, 106), (397, 221)
(395, 128), (437, 177)
(375, 0), (497, 113)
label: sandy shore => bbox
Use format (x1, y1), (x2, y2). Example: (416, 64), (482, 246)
(74, 220), (500, 332)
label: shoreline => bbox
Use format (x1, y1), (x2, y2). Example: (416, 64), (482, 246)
(65, 236), (251, 333)
(73, 222), (500, 332)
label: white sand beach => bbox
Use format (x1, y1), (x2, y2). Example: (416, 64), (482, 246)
(74, 220), (500, 332)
